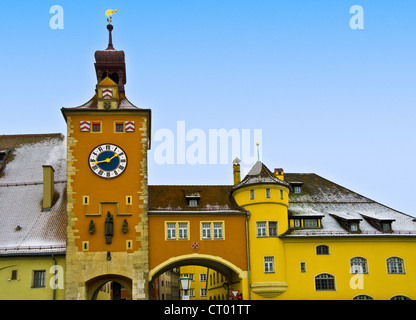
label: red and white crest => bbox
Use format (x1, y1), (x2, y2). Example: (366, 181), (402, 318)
(80, 121), (91, 132)
(125, 121), (135, 132)
(102, 88), (113, 99)
(191, 242), (199, 250)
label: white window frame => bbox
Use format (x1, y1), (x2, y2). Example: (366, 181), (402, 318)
(213, 222), (223, 239)
(264, 256), (275, 273)
(257, 222), (267, 237)
(166, 223), (176, 240)
(202, 223), (211, 239)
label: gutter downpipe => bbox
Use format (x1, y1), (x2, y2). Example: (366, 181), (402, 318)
(245, 211), (251, 300)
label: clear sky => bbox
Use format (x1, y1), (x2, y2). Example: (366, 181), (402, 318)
(1, 1), (415, 217)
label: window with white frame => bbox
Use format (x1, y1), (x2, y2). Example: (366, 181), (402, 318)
(200, 273), (207, 282)
(166, 223), (176, 240)
(257, 222), (267, 237)
(202, 223), (211, 239)
(200, 288), (207, 297)
(178, 223), (188, 239)
(213, 222), (223, 239)
(264, 256), (275, 273)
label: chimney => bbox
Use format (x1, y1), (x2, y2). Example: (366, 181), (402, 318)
(274, 168), (284, 181)
(233, 157), (241, 185)
(42, 165), (55, 211)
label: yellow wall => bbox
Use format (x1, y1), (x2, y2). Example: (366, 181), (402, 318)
(281, 238), (416, 300)
(0, 255), (65, 300)
(233, 184), (290, 299)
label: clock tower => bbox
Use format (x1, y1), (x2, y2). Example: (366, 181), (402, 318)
(61, 21), (151, 300)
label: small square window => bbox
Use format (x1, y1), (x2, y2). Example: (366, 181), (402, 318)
(188, 199), (198, 207)
(115, 122), (124, 132)
(294, 186), (302, 194)
(92, 122), (101, 132)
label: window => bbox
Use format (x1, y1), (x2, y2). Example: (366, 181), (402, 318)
(201, 221), (224, 240)
(280, 190), (284, 200)
(92, 122), (101, 132)
(115, 122), (124, 132)
(257, 222), (267, 237)
(11, 270), (17, 280)
(353, 295), (374, 300)
(33, 270), (46, 288)
(387, 257), (405, 274)
(300, 262), (306, 273)
(316, 245), (329, 255)
(304, 219), (318, 227)
(82, 241), (89, 251)
(382, 222), (392, 232)
(166, 223), (176, 240)
(350, 257), (368, 274)
(200, 288), (207, 297)
(266, 188), (271, 198)
(178, 223), (188, 239)
(350, 222), (359, 232)
(188, 199), (198, 207)
(391, 295), (411, 300)
(200, 273), (207, 282)
(166, 222), (189, 240)
(264, 256), (275, 273)
(83, 196), (89, 205)
(315, 273), (335, 291)
(294, 186), (302, 194)
(202, 223), (211, 239)
(269, 222), (277, 237)
(213, 223), (223, 239)
(126, 240), (132, 250)
(294, 219), (301, 228)
(250, 190), (255, 200)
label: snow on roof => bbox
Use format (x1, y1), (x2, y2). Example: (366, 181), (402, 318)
(0, 134), (67, 255)
(283, 173), (416, 237)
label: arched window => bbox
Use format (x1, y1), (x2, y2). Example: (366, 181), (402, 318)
(315, 273), (335, 291)
(387, 257), (405, 274)
(353, 295), (374, 300)
(391, 295), (411, 300)
(350, 257), (368, 274)
(316, 245), (329, 255)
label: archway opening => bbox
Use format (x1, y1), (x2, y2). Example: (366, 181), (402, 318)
(86, 274), (132, 300)
(149, 256), (245, 301)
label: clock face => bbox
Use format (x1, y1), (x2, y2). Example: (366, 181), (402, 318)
(89, 144), (127, 179)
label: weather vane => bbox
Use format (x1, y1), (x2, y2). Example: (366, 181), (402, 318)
(105, 9), (117, 24)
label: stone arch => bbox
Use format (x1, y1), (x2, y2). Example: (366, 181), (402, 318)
(86, 274), (132, 300)
(149, 253), (246, 282)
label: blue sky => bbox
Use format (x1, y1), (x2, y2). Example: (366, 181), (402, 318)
(1, 1), (416, 216)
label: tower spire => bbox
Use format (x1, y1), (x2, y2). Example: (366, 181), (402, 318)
(106, 24), (114, 50)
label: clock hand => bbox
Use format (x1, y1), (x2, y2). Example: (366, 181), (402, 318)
(94, 153), (118, 164)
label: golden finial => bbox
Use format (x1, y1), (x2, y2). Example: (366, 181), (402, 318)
(105, 9), (117, 24)
(256, 142), (260, 161)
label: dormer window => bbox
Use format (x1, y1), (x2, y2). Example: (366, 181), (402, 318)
(290, 182), (304, 195)
(360, 213), (394, 233)
(188, 199), (198, 207)
(184, 191), (201, 208)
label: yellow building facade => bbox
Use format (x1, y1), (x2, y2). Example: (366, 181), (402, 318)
(2, 21), (416, 301)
